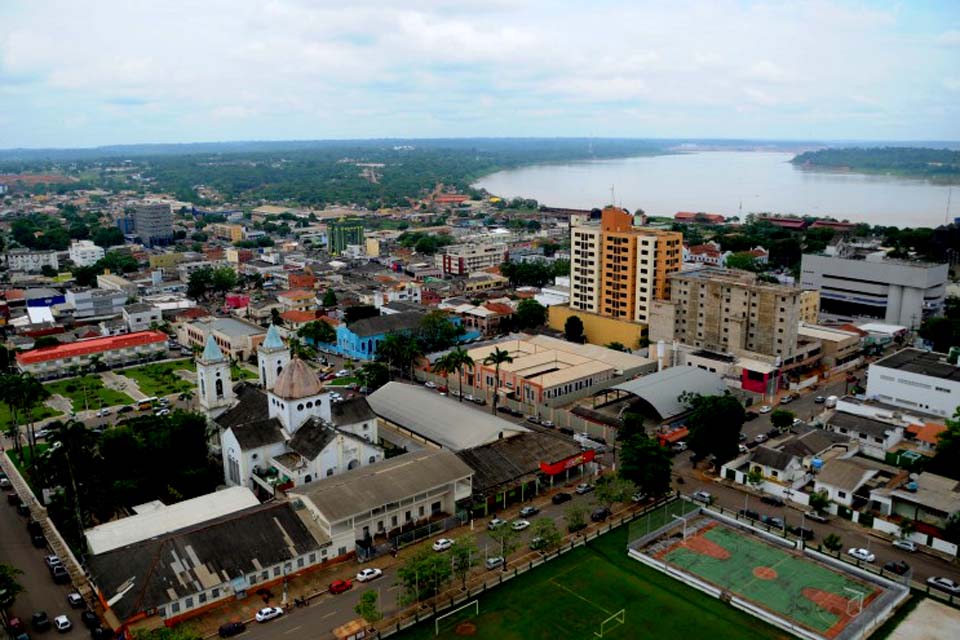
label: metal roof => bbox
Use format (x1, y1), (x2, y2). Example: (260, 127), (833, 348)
(608, 367), (727, 420)
(368, 382), (529, 450)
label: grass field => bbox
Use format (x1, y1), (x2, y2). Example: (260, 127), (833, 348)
(120, 359), (196, 396)
(45, 375), (135, 412)
(0, 403), (62, 429)
(660, 523), (881, 637)
(231, 364), (258, 380)
(399, 525), (783, 640)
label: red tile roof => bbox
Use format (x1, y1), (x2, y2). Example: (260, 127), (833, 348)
(280, 310), (316, 324)
(906, 422), (946, 445)
(483, 302), (514, 315)
(278, 289), (314, 300)
(16, 330), (168, 365)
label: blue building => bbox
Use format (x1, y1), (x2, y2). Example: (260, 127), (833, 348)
(324, 311), (478, 361)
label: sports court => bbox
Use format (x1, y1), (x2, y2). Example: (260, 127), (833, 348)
(651, 520), (883, 638)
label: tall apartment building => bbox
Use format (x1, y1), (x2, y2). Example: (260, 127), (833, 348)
(668, 267), (801, 358)
(436, 243), (508, 276)
(569, 207), (682, 323)
(800, 239), (948, 329)
(5, 249), (60, 273)
(327, 219), (365, 256)
(133, 203), (174, 247)
(68, 240), (105, 267)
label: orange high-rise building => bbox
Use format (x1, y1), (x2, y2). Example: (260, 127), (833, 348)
(570, 207), (682, 324)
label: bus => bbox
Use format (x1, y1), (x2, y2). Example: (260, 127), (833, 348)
(138, 397), (158, 411)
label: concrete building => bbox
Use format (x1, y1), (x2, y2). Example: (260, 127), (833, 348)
(569, 206), (682, 324)
(799, 290), (820, 324)
(65, 288), (128, 318)
(97, 273), (138, 297)
(178, 317), (267, 361)
(15, 330), (168, 378)
(436, 242), (508, 276)
(797, 323), (861, 369)
(68, 240), (105, 267)
(207, 223), (245, 242)
(327, 219), (365, 256)
(665, 267), (801, 359)
(5, 249), (59, 272)
(824, 411), (905, 460)
(800, 240), (948, 328)
(122, 303), (162, 333)
(866, 348), (960, 419)
(133, 202), (174, 247)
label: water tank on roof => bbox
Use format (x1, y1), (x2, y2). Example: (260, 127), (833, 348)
(906, 481), (918, 493)
(811, 458), (823, 472)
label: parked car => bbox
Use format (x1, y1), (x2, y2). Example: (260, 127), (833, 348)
(471, 396), (486, 406)
(738, 444), (749, 454)
(487, 517), (507, 530)
(540, 420), (555, 429)
(328, 579), (352, 594)
(760, 495), (785, 507)
(692, 490), (712, 504)
(66, 593), (84, 608)
(892, 539), (917, 552)
(761, 515), (784, 529)
(779, 394), (796, 404)
(575, 483), (594, 495)
(432, 538), (454, 552)
(805, 511), (830, 523)
(356, 568), (383, 582)
(758, 405), (772, 414)
(79, 611), (99, 629)
(335, 370), (350, 378)
(738, 509), (760, 520)
(95, 408), (110, 417)
(511, 519), (530, 531)
(31, 612), (50, 632)
(8, 492), (22, 506)
(754, 434), (768, 443)
(591, 507), (611, 522)
(558, 427), (575, 436)
(529, 537), (547, 551)
(631, 492), (647, 503)
(744, 411), (759, 421)
(44, 554), (62, 569)
(788, 526), (815, 540)
(31, 533), (46, 548)
(814, 396), (826, 404)
(51, 565), (70, 584)
(525, 416), (540, 425)
(52, 615), (71, 633)
(847, 547), (876, 563)
(671, 441), (688, 452)
(485, 556), (504, 570)
(255, 607), (283, 623)
(519, 505), (540, 517)
(6, 617), (24, 633)
(552, 492), (572, 505)
(883, 560), (910, 576)
(218, 621), (247, 637)
(0, 477), (11, 489)
(425, 381), (437, 389)
(117, 406), (135, 414)
(927, 576), (960, 596)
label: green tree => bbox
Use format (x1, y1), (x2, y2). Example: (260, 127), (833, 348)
(450, 536), (479, 589)
(515, 299), (547, 330)
(770, 409), (795, 432)
(322, 288), (338, 307)
(354, 589), (382, 623)
(186, 267), (213, 301)
(564, 315), (585, 343)
(531, 517), (562, 552)
(0, 563), (24, 610)
(488, 524), (520, 567)
(356, 362), (390, 391)
(132, 627), (202, 640)
(565, 505), (588, 533)
(930, 407), (960, 479)
(920, 316), (960, 353)
(483, 347), (513, 414)
(747, 467), (764, 487)
(618, 412), (672, 497)
(899, 519), (916, 540)
(418, 311), (464, 352)
(725, 252), (759, 271)
(396, 546), (453, 603)
(210, 266), (238, 296)
(808, 490), (831, 515)
(605, 341), (628, 352)
(594, 475), (636, 507)
(823, 533), (843, 553)
(433, 347), (474, 402)
(270, 308), (284, 327)
(376, 333), (423, 379)
(681, 392), (745, 465)
(33, 335), (60, 349)
(299, 320), (336, 346)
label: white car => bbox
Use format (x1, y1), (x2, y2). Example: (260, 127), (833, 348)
(575, 483), (594, 495)
(758, 405), (772, 414)
(487, 517), (507, 530)
(511, 519), (530, 531)
(255, 606), (284, 623)
(847, 547), (876, 563)
(485, 556), (504, 570)
(356, 567), (383, 582)
(892, 539), (917, 552)
(45, 554), (62, 568)
(738, 444), (749, 454)
(432, 538), (454, 552)
(692, 490), (712, 504)
(754, 433), (768, 443)
(96, 408), (110, 417)
(53, 615), (72, 632)
(425, 381), (437, 388)
(927, 576), (960, 595)
(336, 370), (350, 377)
(463, 394), (475, 402)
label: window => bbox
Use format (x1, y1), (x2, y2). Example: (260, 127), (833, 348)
(212, 588), (220, 599)
(198, 593), (207, 604)
(273, 566), (281, 577)
(309, 553), (317, 563)
(297, 557), (304, 568)
(171, 603), (181, 614)
(838, 491), (847, 499)
(249, 574), (258, 585)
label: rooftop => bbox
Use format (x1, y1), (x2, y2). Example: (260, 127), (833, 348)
(368, 382), (528, 450)
(272, 358), (323, 400)
(873, 348), (960, 382)
(193, 316), (266, 338)
(815, 459), (879, 492)
(829, 411), (902, 439)
(289, 449), (473, 523)
(888, 473), (960, 515)
(457, 432), (583, 495)
(347, 311), (425, 337)
(15, 330), (167, 365)
(608, 368), (727, 421)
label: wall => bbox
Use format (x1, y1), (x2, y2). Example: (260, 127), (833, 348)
(547, 304), (647, 349)
(867, 362), (958, 418)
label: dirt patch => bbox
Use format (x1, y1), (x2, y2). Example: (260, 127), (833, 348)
(752, 566), (777, 580)
(455, 622), (477, 635)
(682, 532), (731, 560)
(801, 587), (851, 617)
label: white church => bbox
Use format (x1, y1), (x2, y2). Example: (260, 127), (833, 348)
(196, 324), (384, 495)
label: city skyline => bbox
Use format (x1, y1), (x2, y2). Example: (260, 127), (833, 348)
(1, 0), (958, 148)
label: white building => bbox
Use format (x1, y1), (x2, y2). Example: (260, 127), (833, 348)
(197, 336), (236, 414)
(866, 348), (960, 419)
(122, 303), (162, 332)
(68, 240), (105, 267)
(824, 411), (904, 460)
(436, 242), (508, 276)
(5, 249), (59, 272)
(258, 324), (289, 390)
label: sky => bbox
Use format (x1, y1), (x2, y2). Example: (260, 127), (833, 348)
(0, 0), (958, 148)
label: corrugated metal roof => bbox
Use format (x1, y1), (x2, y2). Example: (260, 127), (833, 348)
(609, 367), (727, 420)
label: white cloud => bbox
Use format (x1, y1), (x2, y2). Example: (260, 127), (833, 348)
(0, 0), (956, 145)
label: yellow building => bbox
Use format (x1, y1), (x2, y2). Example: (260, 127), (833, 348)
(800, 290), (820, 324)
(148, 253), (186, 269)
(365, 237), (381, 258)
(547, 304), (648, 349)
(570, 207), (682, 324)
(208, 223), (245, 242)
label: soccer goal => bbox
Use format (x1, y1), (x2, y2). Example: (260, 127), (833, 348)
(843, 588), (865, 617)
(435, 599), (479, 636)
(594, 609), (626, 638)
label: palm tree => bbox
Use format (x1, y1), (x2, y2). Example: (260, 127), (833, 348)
(15, 373), (49, 467)
(0, 373), (23, 456)
(483, 347), (513, 414)
(377, 333), (423, 380)
(435, 348), (474, 402)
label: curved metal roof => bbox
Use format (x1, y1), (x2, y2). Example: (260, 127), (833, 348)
(608, 367), (727, 420)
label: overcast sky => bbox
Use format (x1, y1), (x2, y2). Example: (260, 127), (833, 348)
(1, 1), (958, 148)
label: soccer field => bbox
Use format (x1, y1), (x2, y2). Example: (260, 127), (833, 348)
(398, 525), (784, 640)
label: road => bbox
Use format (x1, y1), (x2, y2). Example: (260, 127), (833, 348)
(232, 485), (604, 640)
(0, 476), (85, 636)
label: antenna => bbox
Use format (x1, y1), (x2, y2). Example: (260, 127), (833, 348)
(947, 186), (953, 225)
(610, 184), (616, 206)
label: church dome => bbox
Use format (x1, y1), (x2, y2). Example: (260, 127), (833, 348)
(272, 358), (324, 399)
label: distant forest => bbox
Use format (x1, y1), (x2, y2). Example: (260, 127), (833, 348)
(0, 138), (669, 209)
(791, 147), (960, 184)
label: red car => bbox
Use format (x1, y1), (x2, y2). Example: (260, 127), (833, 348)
(329, 579), (352, 594)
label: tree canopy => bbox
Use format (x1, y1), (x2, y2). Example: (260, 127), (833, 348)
(681, 392), (745, 465)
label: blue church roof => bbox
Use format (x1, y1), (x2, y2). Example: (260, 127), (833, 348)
(201, 335), (225, 362)
(262, 324), (285, 350)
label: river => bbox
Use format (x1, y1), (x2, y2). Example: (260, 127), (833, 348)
(473, 151), (955, 228)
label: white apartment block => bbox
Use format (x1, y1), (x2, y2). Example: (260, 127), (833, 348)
(436, 243), (507, 276)
(5, 249), (60, 272)
(68, 240), (106, 267)
(867, 348), (960, 419)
